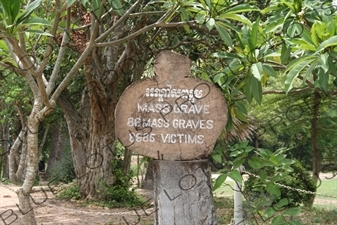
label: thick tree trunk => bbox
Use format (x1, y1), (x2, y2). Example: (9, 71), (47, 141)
(153, 160), (217, 225)
(57, 91), (89, 192)
(46, 124), (64, 178)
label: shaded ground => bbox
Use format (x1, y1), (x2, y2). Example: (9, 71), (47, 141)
(0, 185), (154, 225)
(0, 172), (336, 225)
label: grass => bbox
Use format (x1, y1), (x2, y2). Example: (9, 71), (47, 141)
(316, 179), (337, 198)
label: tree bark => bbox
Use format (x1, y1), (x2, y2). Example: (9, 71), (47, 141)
(16, 116), (40, 225)
(122, 148), (132, 176)
(308, 91), (321, 207)
(45, 124), (64, 178)
(9, 127), (27, 184)
(153, 160), (217, 225)
(1, 123), (10, 178)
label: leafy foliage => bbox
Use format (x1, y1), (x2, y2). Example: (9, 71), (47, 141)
(213, 143), (304, 224)
(244, 159), (316, 208)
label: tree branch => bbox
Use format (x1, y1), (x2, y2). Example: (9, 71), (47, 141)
(46, 6), (71, 96)
(96, 0), (142, 42)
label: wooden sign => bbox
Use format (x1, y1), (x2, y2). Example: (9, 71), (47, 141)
(115, 50), (227, 160)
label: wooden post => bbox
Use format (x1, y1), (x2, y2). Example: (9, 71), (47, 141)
(115, 51), (228, 225)
(153, 160), (217, 225)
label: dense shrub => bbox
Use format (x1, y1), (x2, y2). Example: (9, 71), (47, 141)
(244, 159), (316, 207)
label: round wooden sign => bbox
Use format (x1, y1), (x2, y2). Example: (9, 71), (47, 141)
(115, 51), (227, 160)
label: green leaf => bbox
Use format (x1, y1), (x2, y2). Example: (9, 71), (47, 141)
(212, 154), (222, 163)
(244, 76), (262, 104)
(271, 215), (285, 225)
(302, 61), (318, 83)
(67, 0), (76, 7)
(228, 170), (242, 183)
(266, 183), (281, 197)
(316, 35), (337, 52)
(11, 0), (21, 23)
(318, 53), (329, 72)
(251, 62), (263, 81)
(92, 0), (100, 17)
(251, 17), (260, 46)
(262, 64), (277, 77)
(248, 157), (264, 169)
(217, 13), (252, 25)
(224, 4), (259, 14)
(201, 72), (212, 82)
(311, 22), (319, 46)
(215, 23), (233, 46)
(234, 107), (248, 122)
(213, 174), (227, 190)
(274, 198), (291, 208)
(16, 0), (42, 25)
(328, 57), (337, 77)
(285, 59), (313, 93)
(280, 43), (291, 64)
(233, 155), (247, 168)
(234, 101), (247, 114)
(318, 68), (329, 92)
(23, 17), (51, 26)
(25, 30), (53, 36)
(206, 18), (215, 31)
(284, 207), (301, 215)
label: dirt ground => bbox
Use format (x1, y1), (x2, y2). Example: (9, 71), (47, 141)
(0, 184), (154, 225)
(0, 173), (336, 225)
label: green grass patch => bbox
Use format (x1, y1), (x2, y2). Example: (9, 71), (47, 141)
(316, 179), (337, 199)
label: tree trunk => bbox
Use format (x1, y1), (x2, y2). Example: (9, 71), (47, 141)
(122, 148), (132, 176)
(9, 127), (27, 184)
(153, 160), (217, 225)
(57, 90), (90, 193)
(16, 116), (40, 225)
(78, 58), (116, 199)
(1, 123), (10, 178)
(308, 91), (321, 207)
(45, 124), (64, 178)
(142, 159), (155, 190)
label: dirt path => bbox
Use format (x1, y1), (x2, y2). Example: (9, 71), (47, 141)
(0, 184), (154, 225)
(1, 173), (336, 225)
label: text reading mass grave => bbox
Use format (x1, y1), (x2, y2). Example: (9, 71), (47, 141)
(115, 50), (227, 160)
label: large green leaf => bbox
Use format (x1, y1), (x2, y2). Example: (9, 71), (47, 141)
(16, 0), (42, 25)
(251, 62), (263, 81)
(316, 35), (337, 52)
(262, 64), (277, 77)
(215, 22), (232, 46)
(217, 13), (252, 25)
(250, 17), (260, 46)
(23, 18), (51, 26)
(228, 170), (242, 183)
(213, 173), (227, 190)
(285, 59), (314, 93)
(224, 4), (259, 14)
(244, 76), (262, 103)
(318, 68), (329, 92)
(248, 157), (264, 169)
